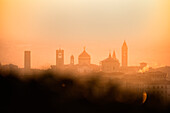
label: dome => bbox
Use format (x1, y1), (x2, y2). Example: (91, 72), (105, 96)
(78, 48), (90, 58)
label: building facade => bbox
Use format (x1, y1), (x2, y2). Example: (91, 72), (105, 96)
(101, 51), (120, 73)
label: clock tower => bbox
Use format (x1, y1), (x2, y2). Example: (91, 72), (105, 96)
(56, 48), (64, 68)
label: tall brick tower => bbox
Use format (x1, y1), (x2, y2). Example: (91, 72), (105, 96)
(122, 41), (128, 67)
(24, 51), (31, 71)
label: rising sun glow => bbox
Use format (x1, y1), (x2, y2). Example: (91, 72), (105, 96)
(0, 0), (170, 69)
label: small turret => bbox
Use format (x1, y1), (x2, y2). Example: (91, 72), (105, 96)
(112, 50), (116, 59)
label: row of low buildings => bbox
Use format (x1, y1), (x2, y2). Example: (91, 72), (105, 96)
(120, 71), (170, 103)
(96, 70), (170, 103)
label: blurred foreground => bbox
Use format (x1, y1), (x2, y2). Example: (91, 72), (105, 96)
(0, 69), (170, 113)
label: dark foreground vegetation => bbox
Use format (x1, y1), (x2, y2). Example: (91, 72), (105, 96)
(0, 70), (170, 113)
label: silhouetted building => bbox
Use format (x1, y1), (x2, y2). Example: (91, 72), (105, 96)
(145, 80), (170, 102)
(101, 51), (120, 73)
(24, 51), (31, 71)
(56, 49), (64, 69)
(112, 50), (116, 59)
(145, 71), (167, 81)
(1, 64), (18, 71)
(78, 47), (91, 65)
(122, 41), (128, 67)
(50, 41), (130, 73)
(75, 47), (99, 73)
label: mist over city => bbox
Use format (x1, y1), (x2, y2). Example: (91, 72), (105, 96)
(0, 0), (170, 113)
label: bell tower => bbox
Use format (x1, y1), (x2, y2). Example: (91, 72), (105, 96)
(56, 48), (64, 68)
(112, 50), (116, 59)
(122, 41), (128, 67)
(24, 51), (31, 71)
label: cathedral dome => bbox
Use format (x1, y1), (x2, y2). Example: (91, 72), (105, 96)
(78, 48), (90, 58)
(78, 47), (91, 65)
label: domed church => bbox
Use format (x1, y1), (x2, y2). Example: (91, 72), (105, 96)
(78, 47), (91, 65)
(75, 47), (99, 73)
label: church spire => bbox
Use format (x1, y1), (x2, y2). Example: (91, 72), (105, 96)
(122, 40), (128, 67)
(112, 50), (116, 59)
(122, 40), (127, 48)
(109, 52), (111, 58)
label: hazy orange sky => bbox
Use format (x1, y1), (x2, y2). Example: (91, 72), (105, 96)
(0, 0), (170, 69)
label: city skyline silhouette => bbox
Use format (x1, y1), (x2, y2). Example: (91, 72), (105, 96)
(0, 0), (170, 69)
(0, 39), (170, 69)
(23, 40), (128, 72)
(0, 1), (170, 113)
